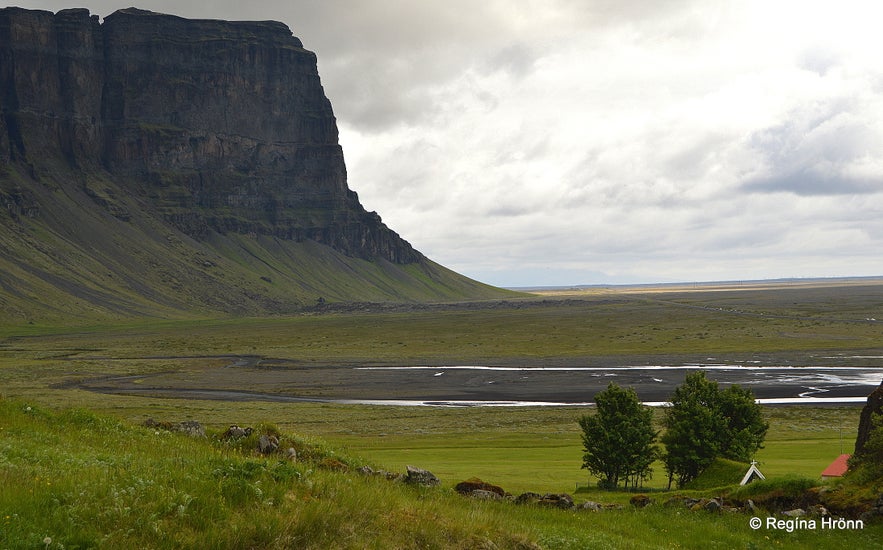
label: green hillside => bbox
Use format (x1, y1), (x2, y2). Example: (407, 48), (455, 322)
(1, 163), (514, 323)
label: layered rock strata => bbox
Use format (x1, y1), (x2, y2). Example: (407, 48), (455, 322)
(0, 7), (419, 263)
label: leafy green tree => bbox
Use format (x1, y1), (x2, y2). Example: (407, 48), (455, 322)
(661, 371), (767, 488)
(579, 382), (658, 489)
(718, 384), (769, 462)
(660, 372), (723, 488)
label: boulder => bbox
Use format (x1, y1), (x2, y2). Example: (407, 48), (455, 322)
(454, 478), (506, 497)
(578, 501), (602, 512)
(174, 421), (204, 438)
(223, 425), (253, 439)
(258, 434), (279, 454)
(690, 498), (722, 512)
(405, 465), (440, 487)
(538, 493), (575, 510)
(630, 494), (652, 508)
(704, 498), (722, 513)
(285, 447), (297, 462)
(383, 470), (405, 482)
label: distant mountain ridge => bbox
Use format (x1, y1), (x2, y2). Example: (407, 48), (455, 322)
(0, 7), (510, 320)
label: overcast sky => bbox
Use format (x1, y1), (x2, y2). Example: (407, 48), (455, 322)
(15, 1), (883, 287)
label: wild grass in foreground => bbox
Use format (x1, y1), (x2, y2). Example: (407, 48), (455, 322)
(2, 399), (881, 549)
(0, 398), (535, 549)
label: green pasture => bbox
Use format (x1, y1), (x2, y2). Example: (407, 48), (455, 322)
(321, 405), (861, 496)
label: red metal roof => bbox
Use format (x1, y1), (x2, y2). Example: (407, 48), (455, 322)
(821, 454), (851, 477)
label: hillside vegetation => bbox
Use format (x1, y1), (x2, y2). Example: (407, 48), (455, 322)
(3, 399), (881, 549)
(1, 163), (513, 323)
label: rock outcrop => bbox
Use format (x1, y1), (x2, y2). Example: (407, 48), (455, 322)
(0, 7), (419, 263)
(855, 379), (883, 457)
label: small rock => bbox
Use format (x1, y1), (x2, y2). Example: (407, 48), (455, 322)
(539, 493), (575, 510)
(455, 478), (506, 497)
(630, 494), (652, 508)
(782, 508), (805, 517)
(175, 420), (205, 438)
(285, 447), (297, 462)
(703, 498), (722, 513)
(578, 501), (602, 511)
(223, 425), (253, 439)
(690, 498), (721, 512)
(405, 465), (440, 487)
(258, 434), (279, 454)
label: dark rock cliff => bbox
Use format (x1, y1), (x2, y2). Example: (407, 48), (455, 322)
(854, 379), (883, 457)
(0, 7), (420, 263)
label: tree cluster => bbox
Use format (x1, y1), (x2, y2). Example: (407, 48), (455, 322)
(661, 371), (768, 488)
(578, 371), (768, 490)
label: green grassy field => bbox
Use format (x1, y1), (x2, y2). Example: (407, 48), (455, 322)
(2, 281), (883, 547)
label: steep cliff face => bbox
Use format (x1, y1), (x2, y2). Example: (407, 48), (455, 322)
(1, 7), (417, 263)
(0, 8), (511, 319)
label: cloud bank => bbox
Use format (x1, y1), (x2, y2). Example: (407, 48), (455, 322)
(17, 0), (883, 286)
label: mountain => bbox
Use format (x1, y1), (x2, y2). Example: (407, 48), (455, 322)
(0, 7), (512, 321)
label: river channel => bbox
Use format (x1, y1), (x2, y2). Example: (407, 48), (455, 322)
(74, 359), (883, 407)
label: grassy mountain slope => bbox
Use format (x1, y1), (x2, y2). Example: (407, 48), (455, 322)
(0, 163), (514, 323)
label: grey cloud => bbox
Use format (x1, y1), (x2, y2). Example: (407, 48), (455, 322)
(742, 170), (883, 196)
(484, 43), (540, 79)
(741, 99), (883, 196)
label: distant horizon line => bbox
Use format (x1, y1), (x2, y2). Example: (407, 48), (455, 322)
(506, 274), (883, 291)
